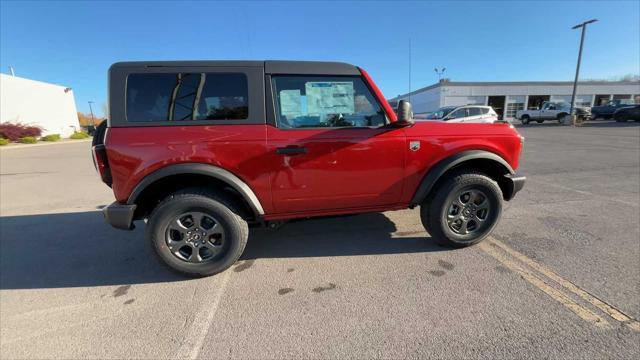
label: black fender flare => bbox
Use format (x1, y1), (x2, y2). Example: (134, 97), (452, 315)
(127, 163), (265, 216)
(409, 150), (514, 206)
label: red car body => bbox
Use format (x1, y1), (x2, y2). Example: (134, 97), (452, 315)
(95, 61), (524, 229)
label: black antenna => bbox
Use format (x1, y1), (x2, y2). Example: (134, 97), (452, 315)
(408, 38), (412, 103)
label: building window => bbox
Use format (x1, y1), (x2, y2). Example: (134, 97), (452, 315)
(505, 96), (525, 118)
(594, 95), (610, 106)
(505, 103), (524, 118)
(573, 95), (593, 107)
(612, 94), (632, 101)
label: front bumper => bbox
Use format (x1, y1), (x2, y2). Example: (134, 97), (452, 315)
(503, 173), (526, 201)
(103, 202), (137, 230)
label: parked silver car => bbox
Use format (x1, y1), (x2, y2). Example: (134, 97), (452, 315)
(415, 105), (499, 123)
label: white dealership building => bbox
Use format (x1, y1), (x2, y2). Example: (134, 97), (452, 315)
(389, 80), (640, 120)
(0, 73), (79, 137)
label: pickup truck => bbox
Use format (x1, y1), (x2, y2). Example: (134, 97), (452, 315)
(516, 101), (590, 124)
(93, 60), (525, 277)
(591, 99), (636, 119)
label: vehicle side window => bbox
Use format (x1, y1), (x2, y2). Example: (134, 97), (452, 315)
(481, 108), (490, 114)
(271, 76), (387, 128)
(126, 73), (248, 122)
(448, 108), (467, 119)
(467, 107), (482, 116)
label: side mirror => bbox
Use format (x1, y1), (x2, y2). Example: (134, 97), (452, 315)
(396, 100), (414, 126)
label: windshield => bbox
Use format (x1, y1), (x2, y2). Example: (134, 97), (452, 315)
(429, 107), (457, 119)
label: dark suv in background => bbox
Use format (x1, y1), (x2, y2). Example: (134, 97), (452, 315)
(591, 99), (636, 119)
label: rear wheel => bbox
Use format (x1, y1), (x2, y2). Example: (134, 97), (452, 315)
(614, 114), (627, 122)
(421, 172), (503, 247)
(147, 189), (248, 277)
(557, 113), (568, 123)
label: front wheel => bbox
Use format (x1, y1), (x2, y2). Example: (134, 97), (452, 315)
(420, 172), (503, 247)
(147, 189), (249, 277)
(520, 116), (530, 125)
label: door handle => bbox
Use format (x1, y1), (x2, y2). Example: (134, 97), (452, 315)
(276, 146), (307, 155)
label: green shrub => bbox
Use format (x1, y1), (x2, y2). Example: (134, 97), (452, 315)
(19, 136), (38, 144)
(69, 131), (90, 139)
(0, 138), (9, 146)
(41, 134), (61, 142)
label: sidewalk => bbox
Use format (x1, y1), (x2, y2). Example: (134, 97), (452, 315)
(0, 138), (92, 151)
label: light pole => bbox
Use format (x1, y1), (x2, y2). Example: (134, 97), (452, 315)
(88, 101), (95, 127)
(434, 67), (446, 82)
(569, 19), (598, 124)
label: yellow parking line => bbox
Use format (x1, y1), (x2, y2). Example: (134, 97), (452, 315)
(487, 237), (640, 332)
(478, 241), (611, 329)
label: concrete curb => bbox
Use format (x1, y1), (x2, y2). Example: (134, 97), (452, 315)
(0, 139), (92, 151)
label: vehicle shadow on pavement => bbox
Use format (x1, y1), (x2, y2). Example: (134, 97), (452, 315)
(242, 212), (445, 259)
(0, 211), (443, 290)
(0, 211), (183, 290)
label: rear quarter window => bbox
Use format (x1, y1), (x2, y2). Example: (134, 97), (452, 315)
(467, 108), (482, 116)
(126, 73), (248, 122)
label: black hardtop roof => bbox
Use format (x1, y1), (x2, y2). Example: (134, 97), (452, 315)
(110, 60), (360, 75)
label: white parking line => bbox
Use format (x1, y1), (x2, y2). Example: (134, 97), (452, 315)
(174, 269), (232, 360)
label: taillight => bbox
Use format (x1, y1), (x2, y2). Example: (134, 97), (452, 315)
(92, 144), (112, 187)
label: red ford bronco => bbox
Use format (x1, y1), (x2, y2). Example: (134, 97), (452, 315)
(93, 60), (525, 277)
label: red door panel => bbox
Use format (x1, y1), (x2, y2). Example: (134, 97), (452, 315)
(266, 126), (406, 214)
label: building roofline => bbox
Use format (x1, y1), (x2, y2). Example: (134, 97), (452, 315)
(390, 80), (640, 100)
(0, 73), (71, 90)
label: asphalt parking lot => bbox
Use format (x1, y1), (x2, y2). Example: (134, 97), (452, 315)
(1, 121), (639, 359)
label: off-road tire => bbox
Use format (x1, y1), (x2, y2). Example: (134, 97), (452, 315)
(146, 188), (249, 277)
(420, 172), (503, 248)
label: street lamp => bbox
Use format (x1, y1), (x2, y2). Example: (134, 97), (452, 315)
(434, 67), (446, 82)
(569, 19), (598, 124)
(88, 101), (95, 127)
